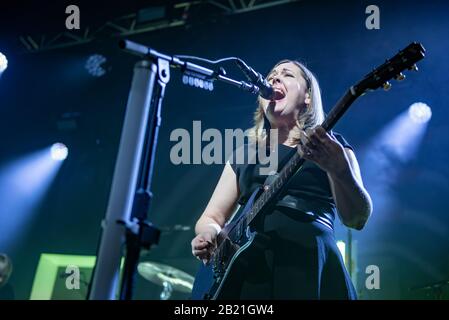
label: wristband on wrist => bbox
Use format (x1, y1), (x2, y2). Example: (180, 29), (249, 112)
(207, 223), (222, 234)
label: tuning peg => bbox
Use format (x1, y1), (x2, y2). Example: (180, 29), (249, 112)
(395, 73), (406, 81)
(409, 64), (418, 72)
(382, 81), (392, 91)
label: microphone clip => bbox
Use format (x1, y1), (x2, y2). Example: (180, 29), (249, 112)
(236, 59), (273, 99)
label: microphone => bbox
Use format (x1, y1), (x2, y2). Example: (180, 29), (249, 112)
(236, 60), (274, 100)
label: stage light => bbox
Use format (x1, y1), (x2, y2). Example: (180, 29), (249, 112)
(408, 102), (432, 124)
(50, 143), (68, 161)
(0, 52), (8, 73)
(359, 105), (430, 225)
(85, 54), (107, 77)
(181, 73), (214, 91)
(0, 147), (65, 250)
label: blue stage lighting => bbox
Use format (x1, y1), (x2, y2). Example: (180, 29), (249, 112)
(85, 54), (107, 77)
(408, 102), (432, 124)
(0, 147), (65, 250)
(50, 143), (68, 161)
(0, 52), (8, 73)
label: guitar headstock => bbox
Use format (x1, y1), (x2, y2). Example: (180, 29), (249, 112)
(354, 42), (425, 95)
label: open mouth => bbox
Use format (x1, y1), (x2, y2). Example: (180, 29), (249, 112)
(272, 88), (286, 101)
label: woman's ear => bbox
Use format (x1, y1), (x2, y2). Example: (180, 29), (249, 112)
(304, 92), (311, 106)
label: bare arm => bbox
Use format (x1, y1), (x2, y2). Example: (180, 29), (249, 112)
(195, 162), (240, 234)
(327, 148), (373, 230)
(299, 127), (373, 230)
(192, 162), (240, 261)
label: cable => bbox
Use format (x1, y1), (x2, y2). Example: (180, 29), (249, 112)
(173, 54), (244, 65)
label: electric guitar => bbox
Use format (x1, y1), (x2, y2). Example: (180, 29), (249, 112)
(191, 42), (426, 300)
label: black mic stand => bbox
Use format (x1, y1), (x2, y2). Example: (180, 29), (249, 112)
(88, 40), (264, 300)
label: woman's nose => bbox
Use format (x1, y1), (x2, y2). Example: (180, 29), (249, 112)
(270, 76), (281, 85)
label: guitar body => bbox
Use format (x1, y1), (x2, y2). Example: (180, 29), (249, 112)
(190, 230), (256, 300)
(191, 187), (270, 300)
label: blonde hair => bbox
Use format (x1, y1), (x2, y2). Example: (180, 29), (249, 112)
(248, 60), (325, 143)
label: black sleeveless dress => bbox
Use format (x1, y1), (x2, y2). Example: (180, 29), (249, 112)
(228, 133), (357, 300)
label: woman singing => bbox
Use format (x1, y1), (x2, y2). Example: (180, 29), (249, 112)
(191, 60), (373, 299)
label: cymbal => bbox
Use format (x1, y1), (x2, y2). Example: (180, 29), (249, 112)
(137, 261), (194, 293)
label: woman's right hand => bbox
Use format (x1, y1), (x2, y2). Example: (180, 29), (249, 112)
(191, 229), (218, 264)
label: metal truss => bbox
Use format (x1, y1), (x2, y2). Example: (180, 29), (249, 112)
(18, 0), (299, 53)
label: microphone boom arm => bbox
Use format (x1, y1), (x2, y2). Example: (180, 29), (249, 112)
(119, 39), (263, 96)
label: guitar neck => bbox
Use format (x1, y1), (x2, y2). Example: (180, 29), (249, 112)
(322, 87), (359, 131)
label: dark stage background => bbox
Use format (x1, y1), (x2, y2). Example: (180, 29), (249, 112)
(0, 0), (448, 300)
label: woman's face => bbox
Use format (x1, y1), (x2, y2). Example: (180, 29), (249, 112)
(260, 61), (309, 127)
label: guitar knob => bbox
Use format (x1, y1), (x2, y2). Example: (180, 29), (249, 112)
(409, 64), (418, 72)
(382, 82), (392, 91)
(395, 73), (406, 81)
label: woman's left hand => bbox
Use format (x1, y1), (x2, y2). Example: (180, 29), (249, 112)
(297, 126), (350, 176)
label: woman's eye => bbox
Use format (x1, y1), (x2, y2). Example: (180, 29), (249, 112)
(285, 73), (294, 77)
